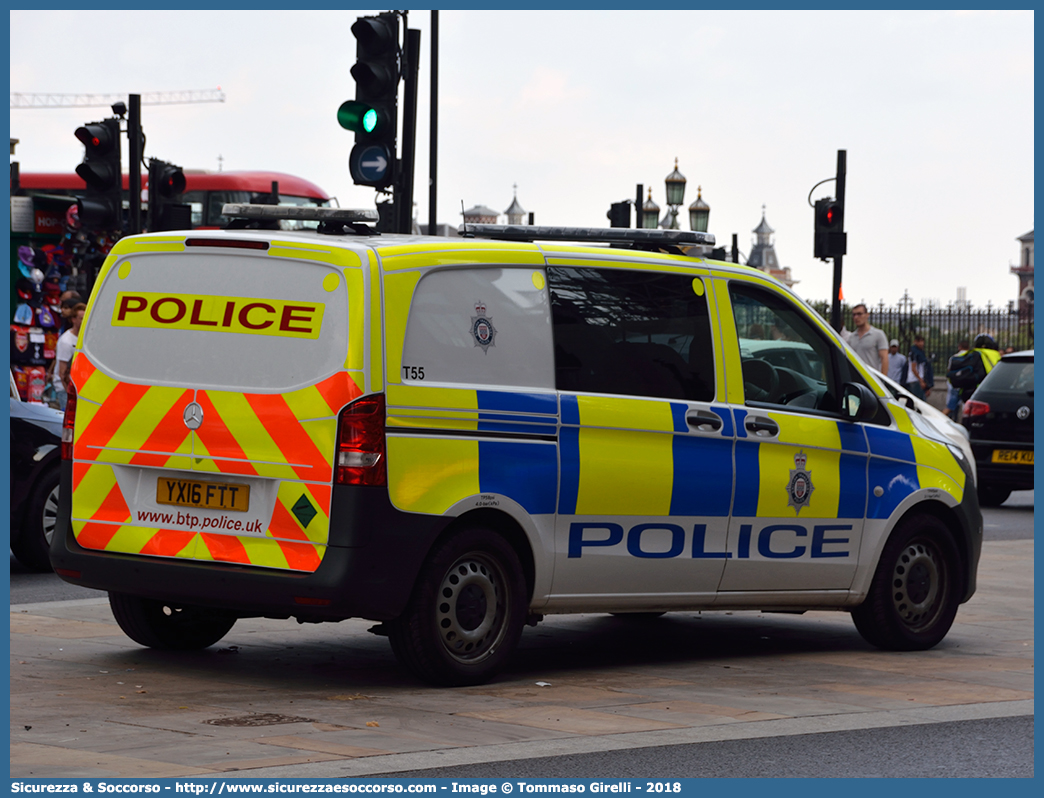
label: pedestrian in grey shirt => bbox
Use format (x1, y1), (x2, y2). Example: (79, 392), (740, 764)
(842, 303), (889, 373)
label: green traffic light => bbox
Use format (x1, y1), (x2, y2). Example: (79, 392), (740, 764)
(338, 100), (380, 134)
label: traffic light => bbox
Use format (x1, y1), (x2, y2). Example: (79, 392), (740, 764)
(74, 118), (122, 230)
(147, 159), (190, 232)
(338, 12), (400, 188)
(813, 197), (846, 260)
(607, 201), (630, 228)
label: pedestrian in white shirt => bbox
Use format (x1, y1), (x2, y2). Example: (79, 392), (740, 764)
(53, 303), (85, 410)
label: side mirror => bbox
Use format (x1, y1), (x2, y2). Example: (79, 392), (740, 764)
(841, 382), (880, 422)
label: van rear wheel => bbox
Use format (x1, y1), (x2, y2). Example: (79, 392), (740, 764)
(851, 514), (960, 651)
(109, 593), (237, 650)
(388, 527), (527, 687)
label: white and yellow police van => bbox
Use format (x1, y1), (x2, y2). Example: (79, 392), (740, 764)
(52, 205), (981, 686)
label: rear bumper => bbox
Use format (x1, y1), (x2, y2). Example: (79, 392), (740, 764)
(49, 462), (453, 622)
(970, 440), (1034, 490)
(974, 465), (1034, 490)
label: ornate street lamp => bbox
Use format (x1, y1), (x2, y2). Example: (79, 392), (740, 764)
(664, 158), (686, 230)
(642, 188), (660, 229)
(688, 185), (710, 233)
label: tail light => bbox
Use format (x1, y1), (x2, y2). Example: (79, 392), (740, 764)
(963, 399), (990, 417)
(335, 394), (387, 486)
(61, 392), (77, 460)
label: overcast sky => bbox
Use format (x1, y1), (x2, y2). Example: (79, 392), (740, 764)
(10, 9), (1034, 307)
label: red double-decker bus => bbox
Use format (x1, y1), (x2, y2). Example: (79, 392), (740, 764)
(16, 170), (333, 229)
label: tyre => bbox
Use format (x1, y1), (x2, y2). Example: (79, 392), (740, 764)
(11, 466), (60, 572)
(851, 514), (961, 650)
(108, 593), (236, 650)
(388, 526), (527, 686)
(977, 485), (1011, 507)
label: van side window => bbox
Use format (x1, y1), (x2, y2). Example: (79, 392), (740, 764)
(547, 267), (715, 401)
(401, 267), (555, 389)
(729, 283), (841, 413)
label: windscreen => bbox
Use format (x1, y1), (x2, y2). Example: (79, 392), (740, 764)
(83, 249), (350, 392)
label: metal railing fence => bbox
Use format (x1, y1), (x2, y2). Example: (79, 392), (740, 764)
(807, 299), (1034, 377)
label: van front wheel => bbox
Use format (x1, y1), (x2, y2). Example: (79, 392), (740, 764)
(109, 593), (237, 650)
(851, 514), (960, 651)
(388, 527), (527, 686)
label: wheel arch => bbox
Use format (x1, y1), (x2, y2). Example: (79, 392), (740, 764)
(431, 507), (537, 606)
(867, 499), (972, 601)
(897, 499), (973, 599)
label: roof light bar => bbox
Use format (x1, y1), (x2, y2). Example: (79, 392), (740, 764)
(221, 203), (379, 223)
(459, 224), (715, 247)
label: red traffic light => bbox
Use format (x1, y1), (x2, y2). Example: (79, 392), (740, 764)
(154, 163), (186, 197)
(74, 123), (115, 155)
(813, 197), (846, 260)
(74, 117), (122, 230)
(817, 199), (841, 228)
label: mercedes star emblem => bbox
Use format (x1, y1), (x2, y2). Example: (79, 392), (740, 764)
(183, 401), (204, 430)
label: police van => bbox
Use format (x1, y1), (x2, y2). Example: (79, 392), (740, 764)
(51, 205), (981, 686)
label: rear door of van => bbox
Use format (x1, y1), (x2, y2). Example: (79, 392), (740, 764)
(69, 234), (365, 572)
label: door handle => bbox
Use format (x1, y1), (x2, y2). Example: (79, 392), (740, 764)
(744, 415), (779, 437)
(686, 409), (723, 432)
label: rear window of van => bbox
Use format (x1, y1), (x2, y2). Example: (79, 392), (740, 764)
(83, 251), (351, 392)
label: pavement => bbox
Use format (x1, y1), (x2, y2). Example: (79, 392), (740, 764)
(9, 539), (1033, 779)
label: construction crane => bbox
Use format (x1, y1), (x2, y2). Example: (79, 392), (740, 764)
(11, 88), (225, 109)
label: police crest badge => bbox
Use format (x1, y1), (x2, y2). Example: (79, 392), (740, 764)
(787, 451), (814, 513)
(471, 302), (497, 353)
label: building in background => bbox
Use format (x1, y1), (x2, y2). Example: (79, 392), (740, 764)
(746, 206), (797, 288)
(955, 286), (971, 311)
(461, 204), (499, 225)
(1011, 229), (1033, 320)
(504, 185), (527, 225)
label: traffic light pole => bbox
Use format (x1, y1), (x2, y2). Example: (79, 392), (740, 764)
(830, 149), (846, 331)
(428, 10), (438, 235)
(128, 94), (142, 235)
(398, 26), (421, 234)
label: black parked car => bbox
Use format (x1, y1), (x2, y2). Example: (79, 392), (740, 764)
(961, 350), (1034, 507)
(10, 382), (64, 571)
